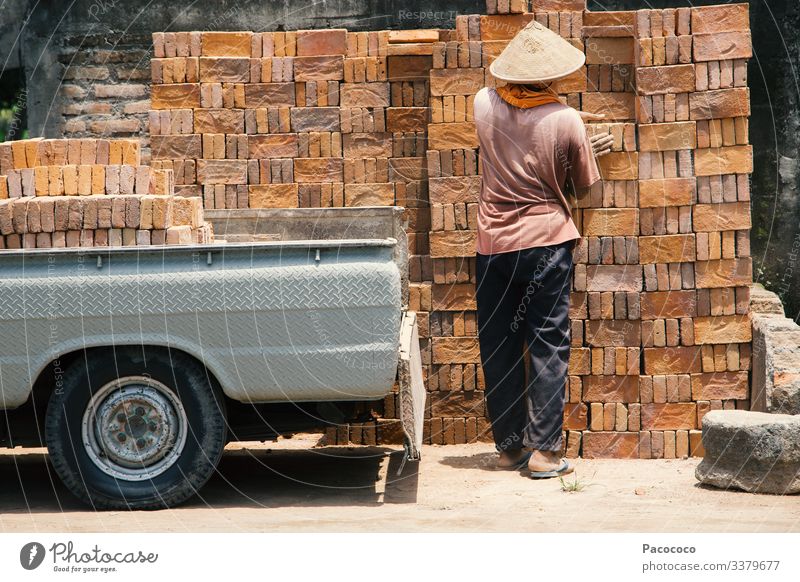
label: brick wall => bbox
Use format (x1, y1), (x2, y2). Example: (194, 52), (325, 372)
(47, 0), (754, 457)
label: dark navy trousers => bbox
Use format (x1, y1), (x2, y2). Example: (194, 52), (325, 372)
(475, 240), (575, 453)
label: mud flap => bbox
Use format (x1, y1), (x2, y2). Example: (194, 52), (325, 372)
(397, 311), (425, 474)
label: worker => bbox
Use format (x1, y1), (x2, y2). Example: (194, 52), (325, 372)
(472, 19), (614, 478)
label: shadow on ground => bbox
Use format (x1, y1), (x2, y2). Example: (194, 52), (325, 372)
(0, 446), (420, 513)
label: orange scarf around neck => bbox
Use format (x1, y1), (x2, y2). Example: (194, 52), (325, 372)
(495, 84), (562, 109)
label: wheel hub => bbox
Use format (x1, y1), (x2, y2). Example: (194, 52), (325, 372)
(82, 376), (188, 481)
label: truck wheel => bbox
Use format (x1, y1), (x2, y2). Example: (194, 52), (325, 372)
(45, 347), (226, 510)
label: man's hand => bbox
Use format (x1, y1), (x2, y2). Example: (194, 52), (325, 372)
(575, 110), (614, 158)
(589, 132), (614, 158)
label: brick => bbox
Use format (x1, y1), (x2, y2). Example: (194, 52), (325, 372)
(345, 183), (395, 206)
(693, 31), (752, 62)
(429, 68), (484, 96)
(429, 176), (482, 204)
(638, 121), (696, 151)
(196, 160), (248, 184)
(339, 83), (390, 107)
(586, 265), (643, 292)
(247, 134), (299, 158)
(244, 83), (296, 107)
(386, 107), (428, 132)
(432, 337), (480, 364)
(636, 64), (695, 95)
(150, 135), (203, 162)
(585, 37), (635, 64)
(597, 152), (638, 180)
(432, 283), (476, 311)
(638, 178), (695, 207)
(641, 290), (697, 319)
(694, 146), (753, 176)
(343, 132), (392, 158)
(387, 55), (433, 81)
(691, 4), (750, 34)
(585, 320), (642, 347)
(429, 230), (477, 258)
(201, 32), (253, 57)
(296, 30), (347, 56)
(198, 57), (250, 82)
(693, 314), (751, 344)
(582, 208), (639, 236)
(564, 403), (588, 431)
(293, 158), (344, 183)
(290, 107), (341, 132)
(248, 184), (299, 208)
(691, 371), (749, 400)
(479, 14), (534, 41)
(581, 93), (635, 121)
(294, 55), (345, 81)
(194, 108), (245, 133)
(695, 258), (752, 288)
(693, 201), (751, 232)
(582, 432), (639, 459)
(428, 122), (478, 150)
(641, 403), (696, 430)
(689, 88), (750, 120)
(644, 347), (703, 374)
(150, 84), (201, 109)
(639, 234), (696, 263)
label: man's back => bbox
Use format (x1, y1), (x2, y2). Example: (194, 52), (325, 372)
(472, 86), (599, 254)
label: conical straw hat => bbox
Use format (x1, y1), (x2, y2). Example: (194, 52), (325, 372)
(489, 19), (586, 84)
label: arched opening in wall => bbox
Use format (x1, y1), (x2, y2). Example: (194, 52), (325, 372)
(0, 67), (27, 141)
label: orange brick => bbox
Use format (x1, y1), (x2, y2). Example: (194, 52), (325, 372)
(640, 403), (696, 430)
(248, 184), (299, 208)
(636, 64), (695, 95)
(432, 337), (480, 364)
(201, 32), (253, 57)
(693, 314), (751, 344)
(585, 37), (635, 64)
(296, 29), (347, 56)
(691, 4), (750, 34)
(427, 122), (478, 150)
(695, 258), (752, 288)
(429, 230), (477, 258)
(641, 290), (697, 319)
(582, 208), (639, 236)
(150, 84), (201, 109)
(582, 431), (639, 458)
(693, 201), (751, 232)
(644, 347), (703, 374)
(597, 151), (638, 180)
(690, 371), (749, 400)
(693, 31), (752, 62)
(638, 121), (697, 151)
(639, 178), (695, 207)
(639, 234), (696, 263)
(694, 146), (753, 176)
(689, 88), (750, 120)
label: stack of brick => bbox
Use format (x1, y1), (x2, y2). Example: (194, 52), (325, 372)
(142, 0), (754, 456)
(416, 1), (753, 456)
(0, 138), (213, 248)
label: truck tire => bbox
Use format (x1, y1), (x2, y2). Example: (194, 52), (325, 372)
(45, 347), (226, 510)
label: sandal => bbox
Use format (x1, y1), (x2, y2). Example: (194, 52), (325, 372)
(529, 458), (574, 479)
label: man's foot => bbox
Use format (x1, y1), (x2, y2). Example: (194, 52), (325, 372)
(528, 449), (574, 477)
(495, 448), (531, 470)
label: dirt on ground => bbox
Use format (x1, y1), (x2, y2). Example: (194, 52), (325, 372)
(1, 433), (797, 533)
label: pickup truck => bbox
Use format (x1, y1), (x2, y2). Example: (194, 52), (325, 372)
(0, 206), (425, 509)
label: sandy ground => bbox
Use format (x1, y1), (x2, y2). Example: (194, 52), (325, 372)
(1, 433), (798, 533)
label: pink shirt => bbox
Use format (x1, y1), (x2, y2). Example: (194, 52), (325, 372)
(473, 87), (601, 255)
